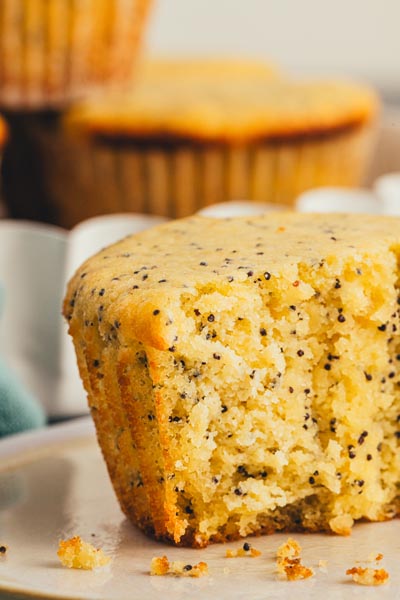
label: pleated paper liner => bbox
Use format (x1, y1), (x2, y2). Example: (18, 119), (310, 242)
(0, 0), (152, 109)
(2, 114), (374, 228)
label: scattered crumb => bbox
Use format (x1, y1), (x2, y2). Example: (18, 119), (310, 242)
(170, 561), (208, 578)
(365, 552), (383, 563)
(328, 514), (353, 536)
(226, 542), (262, 558)
(318, 559), (328, 572)
(151, 555), (169, 576)
(223, 566), (231, 574)
(0, 545), (7, 557)
(150, 556), (208, 578)
(346, 566), (389, 586)
(276, 538), (314, 581)
(276, 537), (301, 560)
(57, 536), (111, 570)
(282, 561), (314, 581)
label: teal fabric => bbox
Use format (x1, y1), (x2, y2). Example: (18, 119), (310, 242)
(0, 284), (46, 437)
(0, 359), (46, 437)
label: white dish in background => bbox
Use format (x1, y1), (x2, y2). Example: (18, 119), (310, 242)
(0, 214), (168, 420)
(296, 187), (382, 214)
(0, 420), (399, 600)
(374, 172), (400, 215)
(198, 200), (288, 217)
(0, 221), (67, 418)
(295, 187), (381, 214)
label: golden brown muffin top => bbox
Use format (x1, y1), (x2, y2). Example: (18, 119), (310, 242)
(137, 57), (278, 82)
(65, 59), (378, 143)
(64, 212), (399, 351)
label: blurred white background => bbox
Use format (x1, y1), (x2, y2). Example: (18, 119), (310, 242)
(148, 0), (400, 101)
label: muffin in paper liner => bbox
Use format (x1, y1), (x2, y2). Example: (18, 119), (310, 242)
(1, 64), (378, 227)
(62, 211), (400, 546)
(0, 0), (152, 109)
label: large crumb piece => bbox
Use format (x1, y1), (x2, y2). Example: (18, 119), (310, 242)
(329, 515), (354, 536)
(150, 555), (208, 577)
(226, 542), (262, 558)
(57, 536), (111, 570)
(346, 566), (389, 586)
(282, 560), (314, 581)
(276, 537), (301, 560)
(150, 555), (170, 575)
(276, 538), (314, 581)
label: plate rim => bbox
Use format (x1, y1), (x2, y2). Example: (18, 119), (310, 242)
(0, 417), (94, 468)
(0, 416), (102, 600)
(1, 417), (399, 600)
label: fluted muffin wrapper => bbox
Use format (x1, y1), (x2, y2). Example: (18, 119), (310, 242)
(0, 0), (151, 109)
(2, 114), (375, 227)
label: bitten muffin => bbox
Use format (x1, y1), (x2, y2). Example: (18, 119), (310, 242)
(2, 61), (377, 227)
(0, 0), (152, 109)
(64, 212), (400, 547)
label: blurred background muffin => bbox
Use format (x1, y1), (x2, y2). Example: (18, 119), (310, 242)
(0, 0), (153, 109)
(1, 60), (378, 227)
(1, 0), (399, 228)
(0, 58), (277, 226)
(0, 0), (155, 223)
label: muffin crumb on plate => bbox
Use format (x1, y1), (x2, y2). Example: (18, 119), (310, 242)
(57, 536), (110, 570)
(150, 555), (208, 577)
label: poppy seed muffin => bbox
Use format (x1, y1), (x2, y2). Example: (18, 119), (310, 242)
(5, 64), (378, 227)
(0, 0), (152, 109)
(62, 76), (377, 221)
(64, 213), (400, 547)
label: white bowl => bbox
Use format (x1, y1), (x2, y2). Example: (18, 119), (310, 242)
(296, 187), (381, 214)
(374, 172), (400, 215)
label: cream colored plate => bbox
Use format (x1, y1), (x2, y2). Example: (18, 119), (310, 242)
(1, 418), (400, 600)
